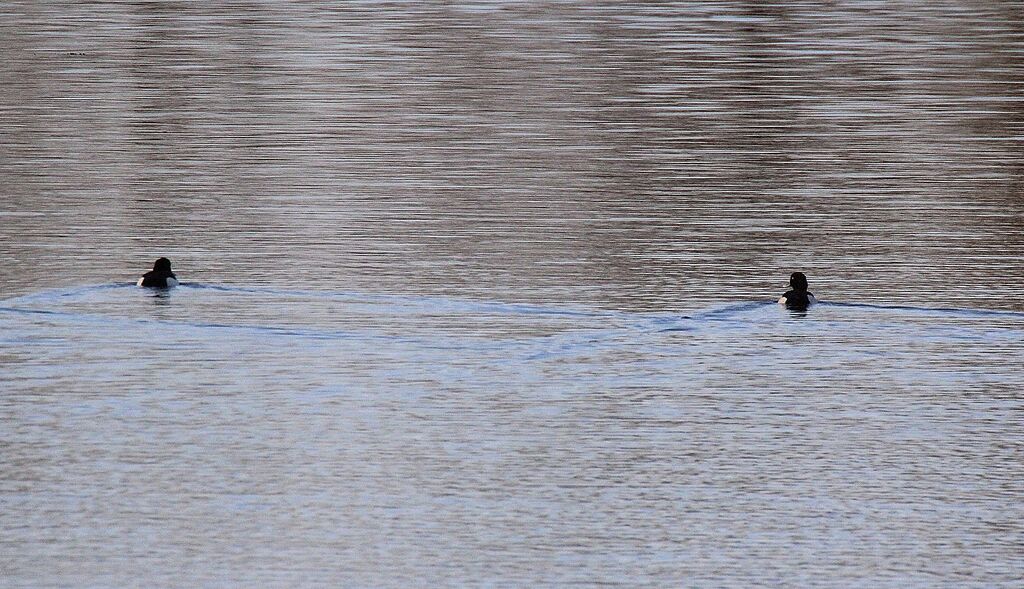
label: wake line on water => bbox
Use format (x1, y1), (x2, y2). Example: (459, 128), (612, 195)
(0, 303), (499, 349)
(685, 301), (776, 321)
(3, 284), (1023, 331)
(675, 300), (1024, 323)
(0, 302), (635, 365)
(0, 283), (131, 306)
(1, 283), (623, 320)
(185, 283), (624, 319)
(819, 301), (1024, 318)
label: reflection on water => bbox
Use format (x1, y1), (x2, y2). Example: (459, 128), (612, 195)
(2, 1), (1022, 310)
(1, 1), (1023, 587)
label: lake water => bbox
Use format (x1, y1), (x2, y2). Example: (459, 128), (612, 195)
(2, 2), (1023, 587)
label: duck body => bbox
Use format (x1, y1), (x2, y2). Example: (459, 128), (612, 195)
(778, 271), (814, 310)
(778, 289), (815, 310)
(137, 272), (178, 288)
(138, 257), (178, 288)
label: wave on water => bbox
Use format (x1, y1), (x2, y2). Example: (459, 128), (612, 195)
(0, 283), (133, 306)
(183, 283), (620, 320)
(0, 284), (632, 351)
(819, 300), (1024, 319)
(2, 284), (1023, 338)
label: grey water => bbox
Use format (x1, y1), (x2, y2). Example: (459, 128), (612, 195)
(1, 2), (1023, 587)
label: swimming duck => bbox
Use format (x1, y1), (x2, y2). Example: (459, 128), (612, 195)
(137, 257), (178, 288)
(779, 271), (815, 310)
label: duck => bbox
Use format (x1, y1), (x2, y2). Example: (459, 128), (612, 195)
(137, 257), (178, 288)
(778, 271), (815, 310)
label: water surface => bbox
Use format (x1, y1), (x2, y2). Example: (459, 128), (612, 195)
(1, 1), (1023, 587)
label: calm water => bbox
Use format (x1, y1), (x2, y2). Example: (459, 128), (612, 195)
(2, 2), (1023, 587)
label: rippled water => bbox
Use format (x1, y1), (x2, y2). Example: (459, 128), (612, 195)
(2, 2), (1023, 587)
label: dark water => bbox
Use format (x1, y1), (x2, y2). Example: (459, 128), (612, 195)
(2, 2), (1023, 587)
